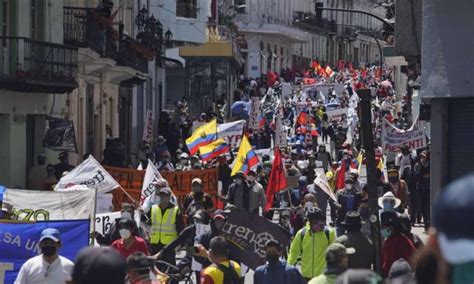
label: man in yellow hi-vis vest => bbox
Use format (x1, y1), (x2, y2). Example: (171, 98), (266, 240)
(146, 187), (184, 265)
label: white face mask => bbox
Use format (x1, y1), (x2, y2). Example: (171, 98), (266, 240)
(119, 229), (131, 239)
(247, 176), (256, 183)
(305, 201), (314, 209)
(235, 179), (242, 185)
(346, 183), (353, 190)
(121, 212), (132, 220)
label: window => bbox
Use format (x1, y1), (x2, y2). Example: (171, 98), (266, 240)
(2, 0), (8, 47)
(31, 0), (37, 40)
(176, 0), (197, 19)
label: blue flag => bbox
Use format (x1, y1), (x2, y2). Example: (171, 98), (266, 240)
(0, 219), (90, 284)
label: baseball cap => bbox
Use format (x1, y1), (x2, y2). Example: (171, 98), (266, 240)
(158, 187), (172, 196)
(40, 228), (61, 242)
(72, 247), (126, 284)
(326, 243), (355, 263)
(192, 178), (202, 184)
(433, 174), (474, 264)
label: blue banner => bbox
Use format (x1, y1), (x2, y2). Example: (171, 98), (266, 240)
(0, 219), (90, 284)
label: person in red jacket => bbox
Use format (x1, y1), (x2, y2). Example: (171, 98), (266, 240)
(380, 211), (416, 277)
(111, 219), (149, 259)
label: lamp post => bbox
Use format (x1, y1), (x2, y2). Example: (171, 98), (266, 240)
(165, 29), (173, 47)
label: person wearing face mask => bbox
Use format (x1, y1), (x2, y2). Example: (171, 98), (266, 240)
(254, 240), (306, 284)
(290, 193), (317, 237)
(308, 243), (355, 284)
(217, 155), (232, 199)
(290, 176), (309, 207)
(111, 219), (149, 259)
(126, 252), (156, 284)
(155, 151), (174, 172)
(153, 135), (169, 164)
(183, 178), (214, 225)
(302, 154), (318, 183)
(380, 211), (416, 278)
(15, 228), (74, 284)
(225, 172), (249, 211)
(175, 152), (189, 171)
(245, 170), (267, 214)
(146, 187), (184, 264)
(94, 203), (145, 245)
(387, 167), (408, 212)
(316, 145), (332, 172)
(334, 150), (358, 190)
(288, 208), (336, 281)
(334, 176), (362, 236)
(378, 191), (402, 213)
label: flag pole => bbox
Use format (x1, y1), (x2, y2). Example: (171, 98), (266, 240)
(118, 185), (139, 206)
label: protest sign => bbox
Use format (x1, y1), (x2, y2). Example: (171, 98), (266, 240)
(327, 108), (349, 124)
(142, 110), (153, 143)
(248, 96), (262, 130)
(54, 156), (120, 193)
(220, 210), (291, 270)
(281, 82), (292, 97)
(2, 188), (96, 222)
(274, 115), (287, 147)
(381, 119), (427, 153)
(217, 120), (245, 149)
(42, 116), (78, 153)
(0, 219), (90, 284)
(104, 166), (218, 210)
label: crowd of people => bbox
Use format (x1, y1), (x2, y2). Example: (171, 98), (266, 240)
(5, 61), (473, 284)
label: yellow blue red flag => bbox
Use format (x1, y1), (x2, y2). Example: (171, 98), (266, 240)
(186, 119), (217, 155)
(199, 139), (229, 162)
(231, 135), (259, 176)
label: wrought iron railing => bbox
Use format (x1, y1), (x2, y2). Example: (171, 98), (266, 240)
(116, 35), (149, 73)
(0, 37), (78, 86)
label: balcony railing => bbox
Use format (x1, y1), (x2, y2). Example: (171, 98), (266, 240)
(64, 7), (117, 59)
(0, 37), (78, 93)
(116, 35), (148, 74)
(64, 6), (149, 74)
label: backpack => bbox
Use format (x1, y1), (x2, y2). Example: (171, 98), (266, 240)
(215, 261), (243, 284)
(300, 226), (331, 252)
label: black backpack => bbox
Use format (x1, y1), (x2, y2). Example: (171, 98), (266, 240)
(215, 261), (243, 284)
(300, 226), (331, 251)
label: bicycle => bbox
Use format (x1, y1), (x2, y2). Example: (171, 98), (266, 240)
(154, 260), (194, 284)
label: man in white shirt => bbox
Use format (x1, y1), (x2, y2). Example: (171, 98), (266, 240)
(15, 228), (74, 284)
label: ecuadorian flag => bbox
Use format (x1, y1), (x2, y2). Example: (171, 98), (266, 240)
(199, 139), (229, 162)
(231, 135), (259, 176)
(186, 119), (217, 155)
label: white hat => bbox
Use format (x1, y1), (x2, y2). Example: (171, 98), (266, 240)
(378, 191), (401, 209)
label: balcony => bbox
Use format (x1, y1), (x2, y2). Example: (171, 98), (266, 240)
(0, 37), (78, 93)
(64, 6), (149, 79)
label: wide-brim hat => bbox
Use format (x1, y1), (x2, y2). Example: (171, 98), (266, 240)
(378, 191), (401, 208)
(341, 211), (364, 226)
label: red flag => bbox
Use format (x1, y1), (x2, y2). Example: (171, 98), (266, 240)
(267, 71), (278, 87)
(297, 112), (315, 125)
(311, 60), (319, 69)
(348, 63), (355, 73)
(265, 147), (287, 210)
(375, 67), (382, 80)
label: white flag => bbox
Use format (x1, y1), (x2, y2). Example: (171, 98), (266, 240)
(313, 172), (337, 202)
(137, 162), (143, 170)
(54, 155), (120, 194)
(140, 160), (163, 205)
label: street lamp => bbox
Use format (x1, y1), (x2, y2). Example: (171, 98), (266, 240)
(165, 29), (173, 47)
(135, 6), (148, 31)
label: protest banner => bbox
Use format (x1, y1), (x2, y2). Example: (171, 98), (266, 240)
(327, 108), (349, 123)
(217, 120), (245, 149)
(220, 210), (291, 270)
(142, 109), (153, 143)
(248, 96), (262, 130)
(95, 211), (121, 236)
(54, 155), (120, 193)
(104, 166), (218, 210)
(42, 116), (78, 153)
(381, 118), (427, 153)
(2, 188), (96, 222)
(0, 219), (90, 284)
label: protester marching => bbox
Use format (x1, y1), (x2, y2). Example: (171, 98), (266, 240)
(1, 58), (472, 284)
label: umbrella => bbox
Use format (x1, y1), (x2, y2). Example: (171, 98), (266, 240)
(380, 80), (392, 88)
(231, 101), (251, 117)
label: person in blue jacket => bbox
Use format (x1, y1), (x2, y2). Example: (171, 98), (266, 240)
(254, 240), (306, 284)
